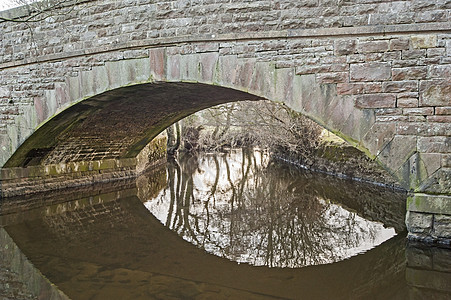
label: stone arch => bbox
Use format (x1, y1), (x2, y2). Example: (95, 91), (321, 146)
(2, 52), (404, 186)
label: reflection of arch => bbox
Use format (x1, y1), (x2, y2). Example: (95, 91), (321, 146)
(3, 180), (409, 300)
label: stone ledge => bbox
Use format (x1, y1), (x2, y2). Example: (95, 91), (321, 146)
(0, 158), (137, 180)
(408, 194), (451, 215)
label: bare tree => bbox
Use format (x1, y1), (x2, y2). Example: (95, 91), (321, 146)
(178, 100), (323, 158)
(0, 0), (85, 24)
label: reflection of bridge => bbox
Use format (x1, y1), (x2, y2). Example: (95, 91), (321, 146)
(0, 0), (450, 242)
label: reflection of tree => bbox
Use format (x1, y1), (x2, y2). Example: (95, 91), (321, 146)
(147, 149), (393, 268)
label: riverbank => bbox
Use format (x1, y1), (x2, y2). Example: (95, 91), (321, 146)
(273, 133), (405, 191)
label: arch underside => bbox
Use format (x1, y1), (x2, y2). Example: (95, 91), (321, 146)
(4, 82), (262, 168)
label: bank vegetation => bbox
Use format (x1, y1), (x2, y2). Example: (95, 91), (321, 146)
(166, 100), (401, 188)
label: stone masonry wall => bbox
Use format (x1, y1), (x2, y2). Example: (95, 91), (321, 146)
(1, 0), (451, 66)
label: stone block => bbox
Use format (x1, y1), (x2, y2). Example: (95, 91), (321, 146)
(389, 38), (410, 51)
(363, 121), (396, 156)
(235, 58), (257, 92)
(403, 107), (434, 115)
(402, 49), (426, 60)
(378, 135), (417, 173)
(406, 211), (433, 234)
(419, 80), (451, 107)
(357, 40), (389, 53)
(149, 47), (166, 81)
(336, 82), (382, 95)
(411, 35), (438, 49)
(442, 154), (451, 167)
(428, 65), (451, 79)
(249, 61), (276, 100)
(199, 52), (219, 83)
(397, 97), (418, 108)
(166, 53), (181, 81)
(408, 194), (451, 215)
(350, 62), (391, 82)
(274, 68), (293, 104)
(392, 67), (427, 81)
(427, 48), (446, 58)
(334, 39), (356, 56)
(355, 93), (396, 108)
(316, 72), (348, 84)
(396, 122), (429, 136)
(435, 107), (451, 115)
(434, 214), (451, 238)
(427, 116), (451, 123)
(214, 55), (238, 87)
(418, 168), (451, 195)
(420, 153), (442, 179)
(382, 80), (418, 93)
(418, 136), (451, 153)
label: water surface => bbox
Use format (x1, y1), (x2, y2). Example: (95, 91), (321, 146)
(1, 149), (450, 299)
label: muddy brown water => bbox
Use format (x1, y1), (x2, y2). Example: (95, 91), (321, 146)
(1, 149), (450, 299)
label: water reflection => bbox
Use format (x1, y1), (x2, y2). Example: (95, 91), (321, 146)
(145, 149), (397, 267)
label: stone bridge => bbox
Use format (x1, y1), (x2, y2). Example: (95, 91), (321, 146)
(0, 0), (450, 243)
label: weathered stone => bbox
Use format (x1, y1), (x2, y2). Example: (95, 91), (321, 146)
(336, 82), (382, 95)
(435, 107), (451, 115)
(355, 94), (396, 108)
(316, 72), (348, 83)
(418, 168), (451, 195)
(411, 35), (437, 49)
(357, 40), (389, 53)
(392, 67), (427, 81)
(418, 137), (451, 153)
(397, 97), (418, 108)
(443, 155), (451, 168)
(427, 115), (451, 123)
(378, 135), (417, 177)
(419, 80), (451, 106)
(383, 81), (418, 93)
(334, 39), (357, 56)
(408, 194), (451, 215)
(389, 38), (410, 51)
(403, 107), (434, 115)
(149, 47), (166, 81)
(428, 65), (451, 79)
(402, 49), (427, 59)
(406, 211), (432, 234)
(434, 215), (451, 238)
(350, 62), (391, 82)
